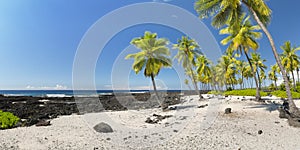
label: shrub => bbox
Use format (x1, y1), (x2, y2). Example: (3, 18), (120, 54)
(223, 89), (268, 97)
(226, 87), (233, 91)
(0, 110), (20, 129)
(271, 90), (300, 99)
(279, 83), (286, 91)
(268, 83), (277, 91)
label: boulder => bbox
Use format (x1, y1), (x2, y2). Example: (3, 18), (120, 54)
(93, 122), (113, 133)
(288, 117), (300, 128)
(278, 106), (289, 119)
(36, 120), (51, 126)
(225, 108), (232, 114)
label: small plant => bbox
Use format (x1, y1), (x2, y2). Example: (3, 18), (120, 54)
(0, 110), (20, 129)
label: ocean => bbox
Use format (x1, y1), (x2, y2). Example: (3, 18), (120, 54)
(0, 90), (183, 97)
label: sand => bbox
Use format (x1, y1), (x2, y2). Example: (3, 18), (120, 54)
(1, 95), (300, 150)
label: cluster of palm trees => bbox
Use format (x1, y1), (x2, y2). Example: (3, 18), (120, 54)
(194, 0), (300, 117)
(125, 31), (211, 107)
(125, 0), (300, 117)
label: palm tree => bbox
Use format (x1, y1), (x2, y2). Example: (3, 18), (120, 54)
(236, 60), (248, 89)
(219, 14), (262, 100)
(216, 54), (236, 90)
(173, 36), (202, 99)
(195, 0), (300, 116)
(251, 53), (267, 90)
(196, 55), (212, 90)
(125, 31), (172, 109)
(280, 41), (300, 91)
(268, 64), (279, 90)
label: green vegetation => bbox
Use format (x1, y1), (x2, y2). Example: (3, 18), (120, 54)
(207, 90), (223, 95)
(0, 110), (20, 129)
(223, 89), (268, 97)
(271, 90), (300, 99)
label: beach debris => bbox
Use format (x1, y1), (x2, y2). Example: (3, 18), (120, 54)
(168, 106), (177, 110)
(198, 104), (208, 108)
(93, 122), (113, 133)
(145, 114), (172, 124)
(258, 130), (263, 135)
(35, 120), (51, 127)
(224, 108), (232, 114)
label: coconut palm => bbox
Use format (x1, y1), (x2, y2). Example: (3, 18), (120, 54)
(251, 53), (267, 90)
(268, 64), (279, 90)
(216, 54), (236, 90)
(280, 41), (300, 91)
(173, 36), (202, 99)
(219, 14), (262, 100)
(236, 60), (248, 89)
(125, 31), (172, 109)
(195, 0), (300, 116)
(196, 55), (212, 90)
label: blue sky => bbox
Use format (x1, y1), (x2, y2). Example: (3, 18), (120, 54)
(0, 0), (299, 90)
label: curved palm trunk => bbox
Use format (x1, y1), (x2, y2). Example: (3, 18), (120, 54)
(244, 2), (300, 116)
(151, 74), (165, 110)
(245, 52), (261, 100)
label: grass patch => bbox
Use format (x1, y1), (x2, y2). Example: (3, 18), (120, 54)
(207, 90), (223, 95)
(223, 89), (268, 97)
(271, 90), (300, 99)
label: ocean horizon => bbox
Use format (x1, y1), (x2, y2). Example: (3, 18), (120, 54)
(0, 90), (186, 97)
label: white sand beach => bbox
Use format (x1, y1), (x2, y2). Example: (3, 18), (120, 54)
(1, 95), (300, 150)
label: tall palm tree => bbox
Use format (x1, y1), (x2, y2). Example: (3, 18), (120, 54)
(125, 31), (172, 109)
(268, 64), (279, 90)
(219, 14), (262, 100)
(195, 0), (300, 116)
(280, 41), (300, 91)
(251, 53), (267, 90)
(173, 36), (202, 99)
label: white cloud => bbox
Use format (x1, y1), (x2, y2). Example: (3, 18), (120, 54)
(26, 84), (68, 90)
(153, 0), (173, 2)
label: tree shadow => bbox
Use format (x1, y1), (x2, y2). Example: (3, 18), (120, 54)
(247, 102), (281, 112)
(174, 105), (198, 110)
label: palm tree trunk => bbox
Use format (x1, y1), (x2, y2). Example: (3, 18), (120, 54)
(297, 67), (300, 84)
(243, 1), (300, 116)
(256, 70), (261, 90)
(291, 70), (296, 91)
(151, 74), (165, 110)
(245, 52), (261, 100)
(188, 67), (202, 99)
(274, 80), (277, 90)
